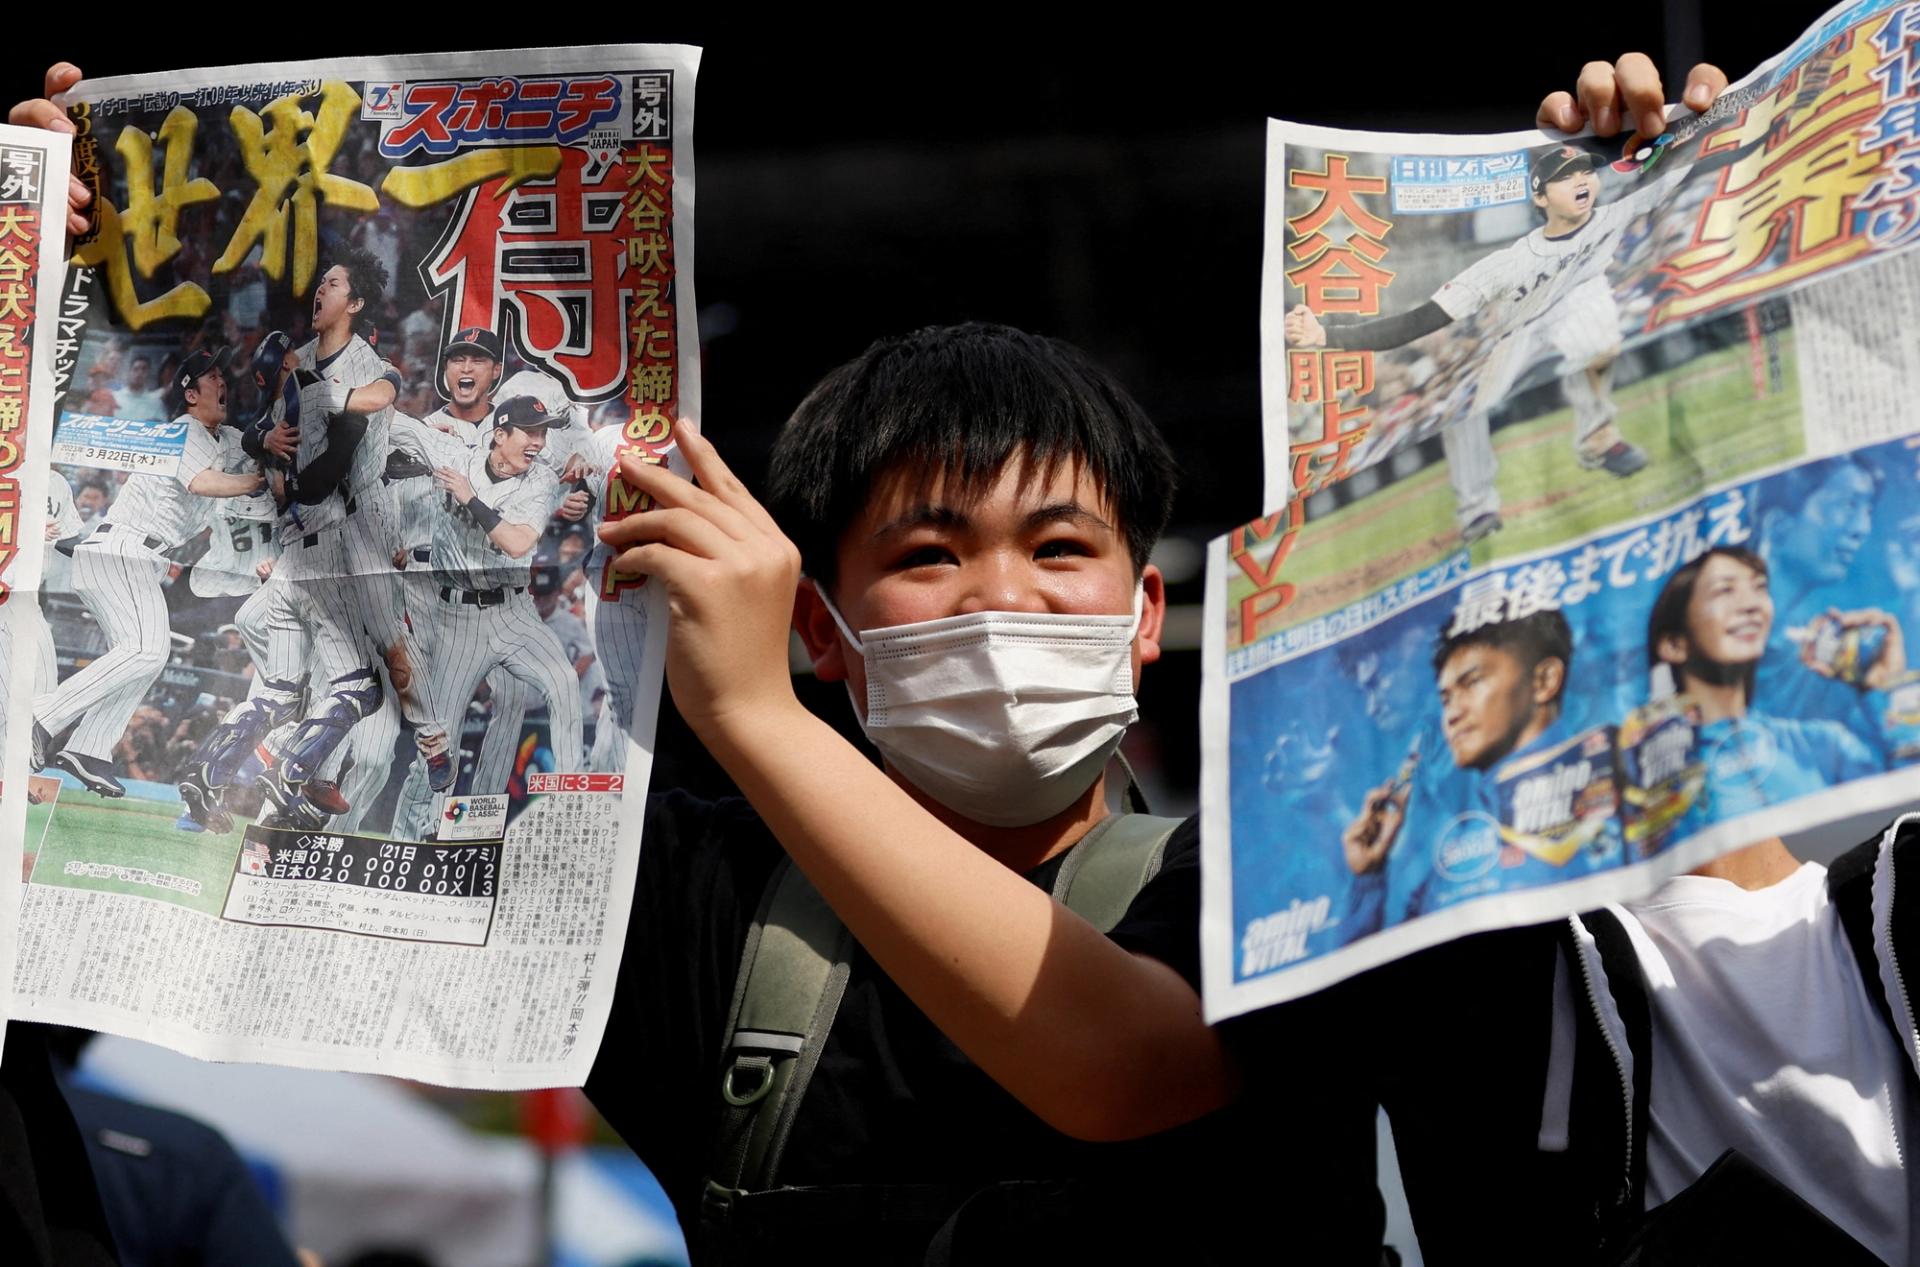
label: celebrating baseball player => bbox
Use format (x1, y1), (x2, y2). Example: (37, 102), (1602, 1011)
(1286, 50), (1833, 543)
(387, 394), (586, 839)
(245, 249), (451, 830)
(30, 348), (264, 797)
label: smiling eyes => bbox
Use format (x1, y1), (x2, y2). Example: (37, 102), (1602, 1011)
(888, 537), (1094, 571)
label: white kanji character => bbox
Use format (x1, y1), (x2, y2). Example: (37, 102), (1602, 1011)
(1448, 573), (1510, 636)
(1647, 507), (1707, 579)
(1506, 560), (1569, 620)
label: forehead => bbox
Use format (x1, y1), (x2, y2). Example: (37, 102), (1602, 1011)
(1440, 640), (1517, 684)
(857, 452), (1118, 529)
(1694, 554), (1764, 590)
(1812, 466), (1875, 503)
(320, 265), (349, 286)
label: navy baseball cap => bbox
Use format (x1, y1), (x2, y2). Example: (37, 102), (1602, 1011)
(444, 325), (503, 361)
(1531, 146), (1597, 193)
(170, 345), (232, 408)
(492, 394), (569, 431)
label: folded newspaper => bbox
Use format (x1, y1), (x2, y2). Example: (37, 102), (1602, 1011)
(1203, 0), (1920, 1019)
(0, 120), (76, 1052)
(2, 48), (699, 1087)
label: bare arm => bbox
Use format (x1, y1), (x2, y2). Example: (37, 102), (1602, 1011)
(187, 469), (266, 498)
(600, 424), (1240, 1142)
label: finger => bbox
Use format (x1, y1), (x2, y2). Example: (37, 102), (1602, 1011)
(7, 98), (74, 134)
(598, 504), (738, 561)
(617, 449), (759, 541)
(1577, 61), (1621, 136)
(609, 540), (705, 590)
(668, 418), (781, 534)
(1683, 63), (1728, 112)
(1614, 52), (1668, 140)
(44, 64), (81, 98)
(66, 175), (89, 207)
(1537, 89), (1584, 133)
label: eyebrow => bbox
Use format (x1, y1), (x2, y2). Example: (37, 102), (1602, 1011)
(868, 501), (1115, 542)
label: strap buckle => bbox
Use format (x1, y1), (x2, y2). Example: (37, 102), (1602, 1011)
(721, 1053), (776, 1107)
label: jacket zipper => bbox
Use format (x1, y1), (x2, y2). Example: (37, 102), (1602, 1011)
(1568, 915), (1634, 1201)
(1882, 836), (1916, 1170)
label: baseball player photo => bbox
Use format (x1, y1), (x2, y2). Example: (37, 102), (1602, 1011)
(244, 248), (453, 831)
(29, 347), (266, 797)
(577, 421), (657, 776)
(387, 394), (586, 840)
(1283, 52), (1833, 544)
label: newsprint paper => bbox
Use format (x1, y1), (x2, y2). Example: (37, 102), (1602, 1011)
(4, 47), (698, 1088)
(0, 120), (75, 1052)
(1205, 0), (1920, 1020)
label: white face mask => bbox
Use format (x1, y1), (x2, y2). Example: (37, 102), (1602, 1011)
(819, 588), (1143, 828)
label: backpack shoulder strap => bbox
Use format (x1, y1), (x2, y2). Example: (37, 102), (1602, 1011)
(704, 856), (856, 1228)
(1051, 812), (1182, 933)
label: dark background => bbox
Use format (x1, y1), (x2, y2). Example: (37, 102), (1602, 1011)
(10, 1), (1836, 808)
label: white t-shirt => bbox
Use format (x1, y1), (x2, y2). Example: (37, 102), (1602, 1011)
(1619, 862), (1918, 1263)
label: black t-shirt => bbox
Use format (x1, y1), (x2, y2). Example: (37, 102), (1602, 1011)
(586, 794), (1384, 1264)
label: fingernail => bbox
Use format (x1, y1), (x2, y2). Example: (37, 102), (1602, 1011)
(68, 212), (88, 235)
(68, 177), (89, 204)
(1685, 84), (1709, 109)
(49, 115), (75, 134)
(1640, 110), (1666, 137)
(677, 416), (699, 437)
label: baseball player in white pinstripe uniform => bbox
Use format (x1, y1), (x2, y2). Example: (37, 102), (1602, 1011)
(30, 348), (265, 796)
(249, 250), (450, 829)
(387, 394), (585, 840)
(578, 423), (655, 775)
(0, 470), (79, 762)
(1286, 78), (1825, 543)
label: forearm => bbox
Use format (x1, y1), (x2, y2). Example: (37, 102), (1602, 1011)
(487, 521), (539, 557)
(1321, 300), (1452, 352)
(187, 470), (264, 498)
(345, 374), (399, 414)
(703, 700), (1240, 1141)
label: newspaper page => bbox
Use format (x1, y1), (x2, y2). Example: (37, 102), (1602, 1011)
(1203, 0), (1920, 1020)
(0, 122), (75, 1051)
(5, 48), (699, 1088)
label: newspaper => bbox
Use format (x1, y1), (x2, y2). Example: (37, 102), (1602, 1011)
(1203, 0), (1920, 1020)
(0, 122), (76, 1051)
(4, 47), (699, 1088)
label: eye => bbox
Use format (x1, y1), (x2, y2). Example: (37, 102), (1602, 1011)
(890, 544), (954, 570)
(1034, 537), (1092, 560)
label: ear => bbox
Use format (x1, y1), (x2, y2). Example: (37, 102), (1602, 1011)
(794, 577), (851, 682)
(1136, 563), (1167, 668)
(1656, 632), (1689, 667)
(1532, 655), (1566, 706)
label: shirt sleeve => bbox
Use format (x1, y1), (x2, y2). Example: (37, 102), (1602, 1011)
(1431, 246), (1508, 320)
(50, 474), (82, 538)
(497, 467), (558, 531)
(175, 422), (217, 487)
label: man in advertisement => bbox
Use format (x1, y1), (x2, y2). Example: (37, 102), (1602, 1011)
(1343, 606), (1621, 924)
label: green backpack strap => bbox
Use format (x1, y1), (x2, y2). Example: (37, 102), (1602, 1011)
(1051, 811), (1182, 932)
(701, 811), (1182, 1248)
(702, 856), (855, 1233)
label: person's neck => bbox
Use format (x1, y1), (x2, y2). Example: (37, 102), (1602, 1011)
(190, 407), (221, 431)
(447, 399), (492, 424)
(1681, 673), (1747, 724)
(316, 321), (351, 359)
(1688, 837), (1799, 890)
(891, 768), (1108, 873)
(1544, 209), (1593, 240)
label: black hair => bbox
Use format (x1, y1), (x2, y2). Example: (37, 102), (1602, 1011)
(763, 323), (1177, 594)
(328, 244), (389, 311)
(1646, 545), (1768, 700)
(1432, 608), (1574, 698)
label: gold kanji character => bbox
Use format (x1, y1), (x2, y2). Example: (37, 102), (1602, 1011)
(629, 362), (673, 403)
(214, 83), (380, 294)
(627, 233), (670, 272)
(117, 107), (218, 278)
(381, 145), (564, 208)
(71, 197), (211, 330)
